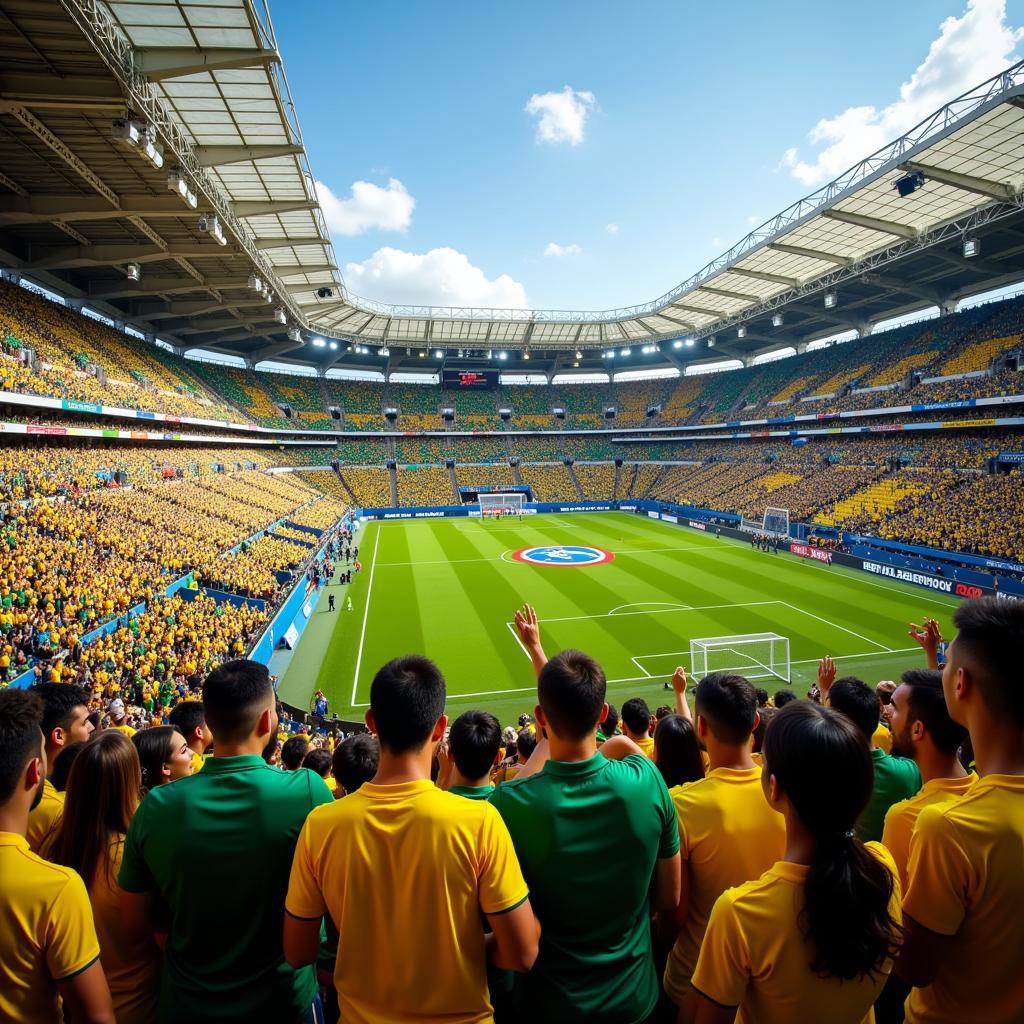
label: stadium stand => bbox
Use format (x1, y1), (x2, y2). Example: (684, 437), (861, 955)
(574, 462), (616, 499)
(396, 466), (456, 506)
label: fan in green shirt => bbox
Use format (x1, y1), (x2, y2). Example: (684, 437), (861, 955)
(490, 605), (681, 1024)
(441, 709), (503, 801)
(119, 660), (332, 1024)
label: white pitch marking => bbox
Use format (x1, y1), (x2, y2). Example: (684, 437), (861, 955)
(350, 524), (382, 707)
(780, 601), (892, 652)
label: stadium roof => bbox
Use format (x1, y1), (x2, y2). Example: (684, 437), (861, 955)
(0, 0), (1022, 375)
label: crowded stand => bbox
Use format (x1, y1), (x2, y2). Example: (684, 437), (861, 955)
(334, 466), (392, 507)
(519, 462), (575, 502)
(573, 462), (616, 499)
(456, 463), (516, 491)
(396, 466), (457, 506)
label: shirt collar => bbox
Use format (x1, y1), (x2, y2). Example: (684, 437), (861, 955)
(0, 831), (29, 850)
(541, 752), (607, 778)
(196, 754), (267, 773)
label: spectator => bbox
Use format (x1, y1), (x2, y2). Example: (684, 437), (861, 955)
(692, 701), (902, 1022)
(132, 727), (193, 794)
(653, 712), (705, 788)
(301, 747), (333, 783)
(494, 727), (537, 783)
(168, 702), (212, 773)
(750, 704), (777, 764)
(823, 662), (921, 842)
(50, 740), (86, 793)
(754, 687), (769, 708)
(119, 659), (334, 1023)
(284, 655), (539, 1023)
(489, 605), (680, 1023)
(881, 669), (973, 891)
(444, 710), (502, 799)
(597, 703), (619, 743)
(281, 735), (310, 771)
(898, 598), (1024, 1024)
(0, 689), (114, 1024)
(874, 681), (897, 752)
(27, 682), (94, 852)
(772, 688), (797, 708)
(108, 699), (137, 738)
(620, 696), (655, 756)
(330, 734), (379, 797)
(45, 731), (161, 1024)
(662, 669), (786, 1021)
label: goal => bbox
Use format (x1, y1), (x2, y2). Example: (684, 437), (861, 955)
(478, 492), (525, 519)
(689, 633), (791, 683)
(739, 506), (790, 539)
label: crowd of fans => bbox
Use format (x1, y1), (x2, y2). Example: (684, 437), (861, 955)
(2, 597), (1020, 1024)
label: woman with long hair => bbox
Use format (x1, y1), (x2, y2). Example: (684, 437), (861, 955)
(132, 725), (193, 793)
(44, 731), (161, 1024)
(654, 713), (705, 788)
(691, 701), (903, 1024)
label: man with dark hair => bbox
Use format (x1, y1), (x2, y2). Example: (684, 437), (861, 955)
(0, 689), (114, 1023)
(772, 687), (797, 708)
(662, 669), (785, 1018)
(27, 682), (93, 852)
(301, 747), (333, 782)
(822, 660), (921, 842)
(597, 702), (619, 744)
(489, 606), (680, 1024)
(285, 655), (539, 1023)
(119, 659), (333, 1023)
(882, 669), (972, 890)
(754, 687), (769, 708)
(330, 734), (379, 796)
(898, 598), (1024, 1024)
(167, 701), (212, 774)
(281, 735), (310, 772)
(443, 711), (502, 799)
(620, 696), (655, 757)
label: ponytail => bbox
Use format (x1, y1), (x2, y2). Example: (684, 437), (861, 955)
(764, 702), (903, 980)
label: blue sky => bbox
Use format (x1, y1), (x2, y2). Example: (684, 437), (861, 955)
(273, 0), (1023, 312)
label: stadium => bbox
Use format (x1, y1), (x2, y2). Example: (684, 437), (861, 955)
(0, 1), (1022, 1023)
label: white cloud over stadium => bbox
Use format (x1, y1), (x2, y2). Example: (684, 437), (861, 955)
(525, 86), (596, 145)
(781, 0), (1023, 185)
(343, 247), (529, 308)
(544, 242), (582, 258)
(315, 177), (415, 236)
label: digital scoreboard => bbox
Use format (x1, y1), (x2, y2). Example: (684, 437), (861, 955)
(442, 368), (499, 389)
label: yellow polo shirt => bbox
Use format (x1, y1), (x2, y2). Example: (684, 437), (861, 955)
(636, 735), (655, 759)
(692, 842), (900, 1023)
(113, 722), (137, 738)
(190, 750), (206, 774)
(286, 778), (528, 1024)
(904, 774), (1024, 1024)
(26, 778), (64, 854)
(881, 773), (975, 892)
(663, 766), (787, 1006)
(871, 723), (892, 754)
(0, 832), (101, 1023)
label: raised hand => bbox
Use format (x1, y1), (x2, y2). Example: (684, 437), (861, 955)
(908, 617), (943, 669)
(514, 604), (540, 648)
(817, 656), (837, 700)
(671, 666), (692, 721)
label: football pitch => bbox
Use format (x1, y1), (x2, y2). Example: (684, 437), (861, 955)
(277, 512), (959, 723)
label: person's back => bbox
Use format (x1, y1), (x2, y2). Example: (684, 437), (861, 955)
(662, 672), (786, 1013)
(489, 645), (679, 1023)
(119, 660), (332, 1023)
(285, 656), (537, 1024)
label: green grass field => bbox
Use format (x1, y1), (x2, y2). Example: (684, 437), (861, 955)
(277, 512), (959, 724)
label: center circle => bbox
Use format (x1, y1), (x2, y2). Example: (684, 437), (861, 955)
(510, 545), (615, 566)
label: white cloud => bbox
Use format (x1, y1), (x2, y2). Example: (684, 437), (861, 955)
(782, 0), (1022, 185)
(606, 222), (619, 235)
(525, 86), (596, 145)
(314, 177), (415, 236)
(544, 242), (582, 258)
(343, 247), (528, 308)
(746, 215), (760, 226)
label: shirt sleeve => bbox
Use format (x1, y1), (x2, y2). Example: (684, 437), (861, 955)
(117, 800), (155, 894)
(903, 803), (970, 937)
(691, 888), (749, 1010)
(477, 804), (529, 917)
(651, 763), (681, 859)
(881, 801), (912, 891)
(285, 816), (327, 920)
(43, 871), (101, 981)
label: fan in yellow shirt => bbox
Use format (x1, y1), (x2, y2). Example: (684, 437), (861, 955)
(620, 697), (655, 757)
(692, 702), (902, 1024)
(881, 669), (974, 892)
(897, 599), (1024, 1024)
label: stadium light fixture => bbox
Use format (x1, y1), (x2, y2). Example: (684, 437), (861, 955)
(824, 290), (837, 309)
(575, 350), (582, 360)
(737, 326), (747, 339)
(497, 351), (508, 360)
(772, 313), (784, 327)
(893, 171), (925, 198)
(197, 214), (226, 245)
(125, 262), (140, 282)
(486, 349), (493, 359)
(330, 341), (338, 350)
(312, 338), (326, 348)
(418, 350), (426, 357)
(573, 361), (580, 367)
(685, 338), (695, 347)
(379, 346), (388, 356)
(707, 337), (716, 348)
(620, 347), (631, 356)
(963, 237), (980, 258)
(273, 306), (286, 325)
(434, 349), (444, 359)
(523, 351), (530, 360)
(166, 171), (197, 209)
(287, 327), (302, 343)
(247, 273), (262, 293)
(672, 339), (683, 349)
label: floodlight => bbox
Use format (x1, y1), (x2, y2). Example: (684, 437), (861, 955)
(824, 290), (837, 309)
(672, 340), (683, 349)
(498, 351), (508, 360)
(379, 346), (389, 356)
(316, 287), (333, 299)
(125, 262), (140, 282)
(273, 306), (286, 325)
(620, 347), (631, 356)
(247, 273), (262, 292)
(737, 326), (747, 339)
(707, 337), (716, 348)
(575, 350), (582, 359)
(893, 171), (925, 198)
(330, 341), (338, 350)
(312, 338), (326, 348)
(772, 313), (784, 327)
(573, 361), (580, 367)
(963, 238), (980, 258)
(434, 349), (443, 359)
(418, 350), (426, 358)
(167, 171), (197, 209)
(523, 351), (530, 360)
(287, 327), (302, 343)
(685, 338), (695, 347)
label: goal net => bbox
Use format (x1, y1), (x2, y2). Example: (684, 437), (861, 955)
(689, 633), (791, 683)
(739, 506), (790, 538)
(478, 492), (525, 518)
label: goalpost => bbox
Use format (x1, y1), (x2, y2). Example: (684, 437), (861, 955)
(739, 506), (791, 538)
(478, 492), (525, 521)
(689, 633), (791, 683)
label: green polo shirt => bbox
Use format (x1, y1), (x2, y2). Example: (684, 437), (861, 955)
(490, 752), (679, 1023)
(859, 747), (922, 843)
(119, 754), (333, 1023)
(448, 784), (493, 801)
